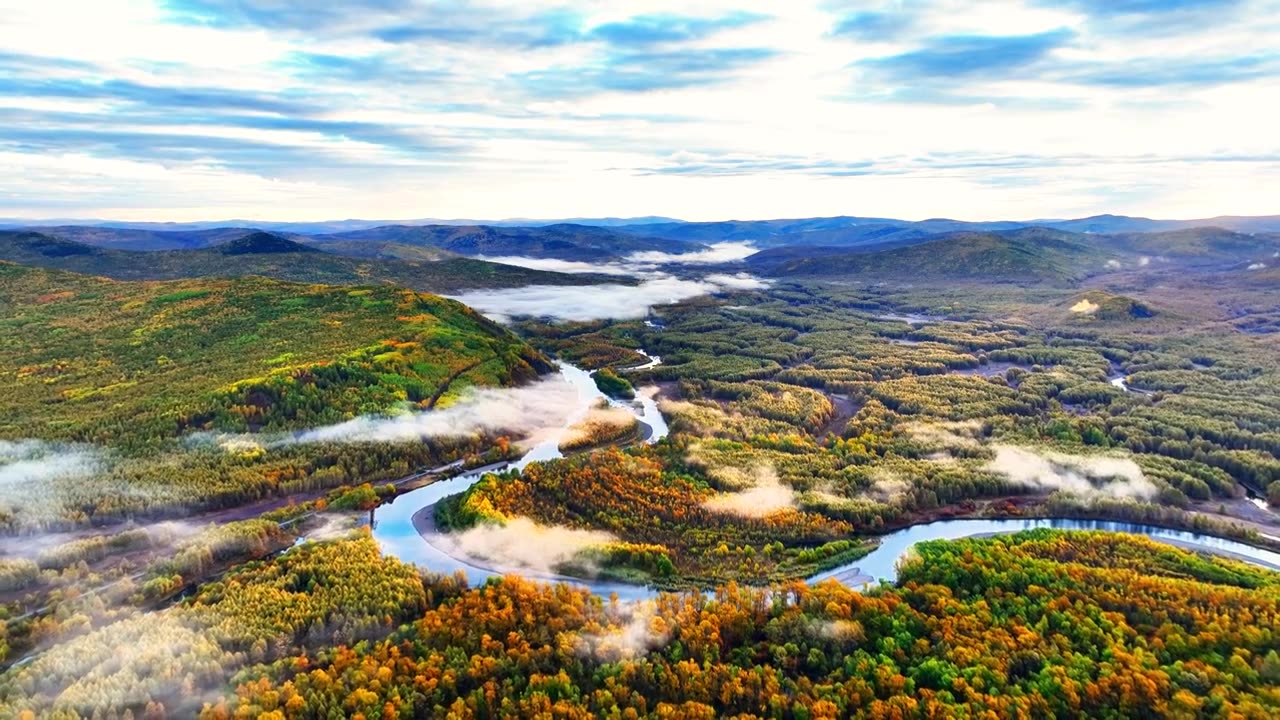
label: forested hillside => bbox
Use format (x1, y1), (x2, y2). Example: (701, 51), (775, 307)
(0, 263), (550, 528)
(0, 231), (605, 293)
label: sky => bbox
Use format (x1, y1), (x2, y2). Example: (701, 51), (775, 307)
(1, 0), (1278, 222)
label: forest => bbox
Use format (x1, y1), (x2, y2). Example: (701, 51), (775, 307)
(444, 277), (1280, 589)
(13, 529), (1274, 719)
(3, 253), (1280, 717)
(0, 264), (549, 530)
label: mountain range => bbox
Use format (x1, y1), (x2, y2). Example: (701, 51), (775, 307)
(6, 212), (1280, 239)
(3, 215), (1277, 286)
(0, 230), (617, 293)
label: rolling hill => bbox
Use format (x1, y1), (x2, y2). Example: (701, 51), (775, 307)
(10, 225), (286, 251)
(15, 222), (706, 262)
(748, 228), (1112, 283)
(612, 213), (1280, 247)
(1098, 227), (1280, 265)
(0, 230), (614, 293)
(0, 262), (554, 443)
(313, 223), (706, 260)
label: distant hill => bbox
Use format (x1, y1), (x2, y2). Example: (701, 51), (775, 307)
(749, 228), (1112, 283)
(297, 239), (457, 262)
(0, 216), (683, 234)
(315, 223), (705, 261)
(612, 214), (1280, 247)
(0, 231), (612, 293)
(10, 225), (286, 251)
(0, 262), (552, 446)
(218, 231), (319, 255)
(1097, 227), (1280, 265)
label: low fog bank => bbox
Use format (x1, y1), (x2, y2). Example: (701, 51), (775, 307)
(575, 601), (670, 661)
(986, 445), (1157, 500)
(435, 518), (617, 575)
(701, 464), (797, 518)
(451, 274), (771, 323)
(477, 242), (758, 279)
(624, 242), (758, 265)
(290, 374), (583, 445)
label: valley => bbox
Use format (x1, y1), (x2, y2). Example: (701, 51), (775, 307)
(2, 214), (1280, 718)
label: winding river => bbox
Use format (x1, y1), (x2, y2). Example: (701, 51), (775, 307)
(372, 361), (1280, 600)
(372, 362), (667, 600)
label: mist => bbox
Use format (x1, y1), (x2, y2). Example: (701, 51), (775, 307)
(478, 242), (758, 279)
(575, 601), (669, 661)
(703, 465), (796, 518)
(906, 421), (984, 450)
(450, 274), (767, 323)
(475, 256), (646, 276)
(624, 242), (758, 264)
(0, 440), (107, 530)
(290, 374), (583, 444)
(434, 518), (617, 575)
(704, 273), (772, 290)
(986, 446), (1157, 500)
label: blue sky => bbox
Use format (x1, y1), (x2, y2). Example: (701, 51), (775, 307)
(0, 0), (1277, 221)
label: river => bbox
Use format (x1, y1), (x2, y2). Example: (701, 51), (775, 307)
(371, 361), (668, 600)
(372, 362), (1280, 600)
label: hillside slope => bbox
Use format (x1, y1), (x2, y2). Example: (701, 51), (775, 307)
(318, 223), (706, 260)
(0, 263), (554, 527)
(1101, 227), (1280, 266)
(0, 262), (552, 443)
(749, 228), (1111, 282)
(0, 230), (608, 292)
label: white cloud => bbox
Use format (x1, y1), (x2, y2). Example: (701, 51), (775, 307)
(703, 272), (770, 289)
(435, 518), (616, 575)
(289, 374), (583, 444)
(702, 465), (796, 517)
(475, 256), (645, 275)
(449, 272), (766, 322)
(624, 242), (759, 264)
(985, 445), (1157, 500)
(1, 1), (1279, 220)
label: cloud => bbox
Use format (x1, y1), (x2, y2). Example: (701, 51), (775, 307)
(3, 1), (1280, 221)
(624, 241), (758, 264)
(477, 242), (758, 279)
(830, 11), (914, 40)
(985, 446), (1157, 500)
(1247, 262), (1267, 270)
(906, 420), (985, 449)
(588, 12), (770, 46)
(703, 465), (796, 517)
(1061, 54), (1280, 88)
(434, 517), (616, 575)
(288, 374), (584, 444)
(449, 273), (765, 323)
(1050, 0), (1241, 12)
(575, 601), (670, 660)
(703, 273), (771, 289)
(475, 255), (646, 276)
(0, 440), (108, 525)
(859, 29), (1075, 81)
(866, 470), (911, 503)
(560, 406), (639, 451)
(515, 47), (777, 96)
(1071, 298), (1100, 313)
